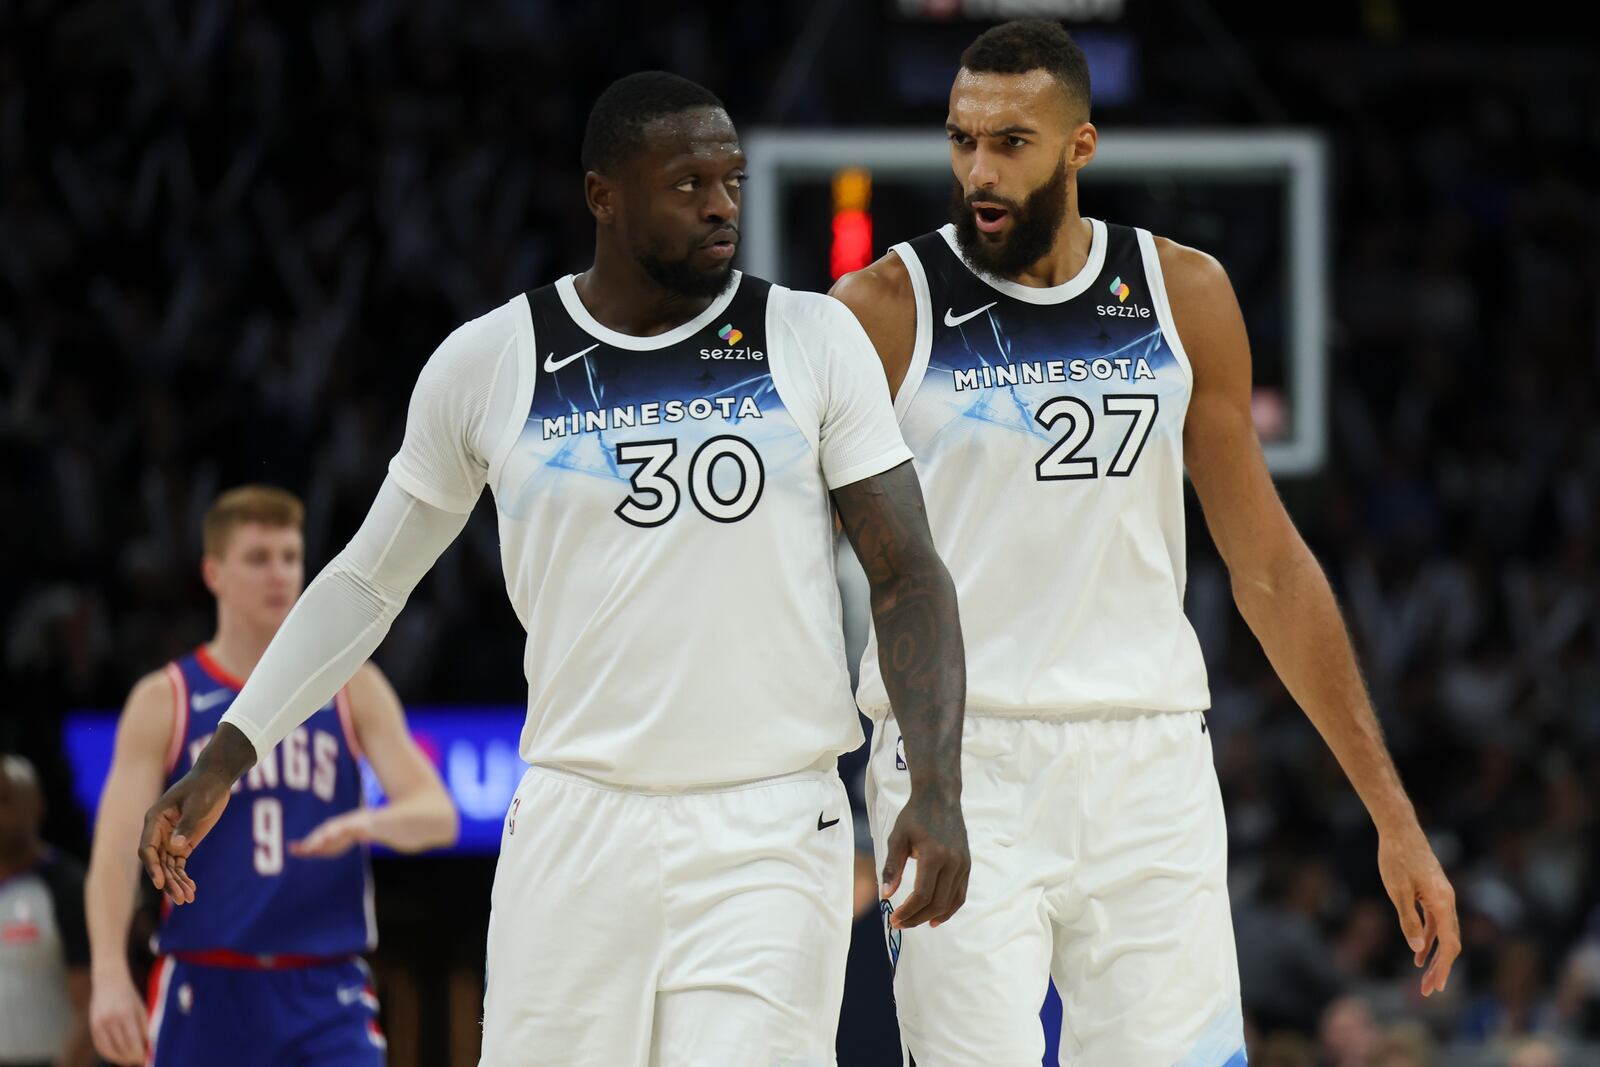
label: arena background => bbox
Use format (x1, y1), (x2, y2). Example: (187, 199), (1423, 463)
(2, 1), (1598, 1064)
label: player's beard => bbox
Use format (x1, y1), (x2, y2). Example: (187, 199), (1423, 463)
(638, 241), (737, 300)
(951, 155), (1069, 280)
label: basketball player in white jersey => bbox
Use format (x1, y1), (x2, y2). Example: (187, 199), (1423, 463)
(136, 72), (970, 1066)
(831, 21), (1459, 1067)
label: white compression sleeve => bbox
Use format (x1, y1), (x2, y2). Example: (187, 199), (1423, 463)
(218, 475), (471, 759)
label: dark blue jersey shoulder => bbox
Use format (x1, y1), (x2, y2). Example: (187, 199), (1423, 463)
(522, 274), (774, 422)
(905, 223), (1178, 382)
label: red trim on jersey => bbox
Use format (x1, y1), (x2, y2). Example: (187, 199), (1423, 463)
(172, 948), (347, 970)
(145, 955), (174, 1067)
(335, 687), (365, 762)
(162, 663), (188, 774)
(194, 645), (246, 690)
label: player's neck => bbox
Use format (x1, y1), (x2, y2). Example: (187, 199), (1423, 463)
(205, 622), (276, 685)
(574, 243), (720, 338)
(1005, 212), (1094, 290)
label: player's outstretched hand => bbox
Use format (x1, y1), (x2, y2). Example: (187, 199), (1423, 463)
(139, 723), (256, 904)
(290, 809), (374, 859)
(1377, 822), (1460, 997)
(882, 785), (970, 930)
(89, 974), (148, 1065)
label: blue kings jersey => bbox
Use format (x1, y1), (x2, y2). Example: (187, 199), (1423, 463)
(154, 648), (375, 957)
(856, 220), (1211, 720)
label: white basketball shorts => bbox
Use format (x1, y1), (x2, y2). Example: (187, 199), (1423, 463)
(480, 764), (854, 1067)
(867, 710), (1246, 1067)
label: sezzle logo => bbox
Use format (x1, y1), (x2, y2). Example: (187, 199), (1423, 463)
(1097, 275), (1151, 319)
(702, 322), (764, 360)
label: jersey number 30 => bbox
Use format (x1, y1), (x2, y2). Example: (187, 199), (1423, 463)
(615, 435), (765, 527)
(1035, 394), (1159, 481)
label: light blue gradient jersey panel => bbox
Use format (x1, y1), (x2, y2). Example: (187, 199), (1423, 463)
(857, 220), (1211, 719)
(1173, 1005), (1248, 1066)
(488, 273), (861, 788)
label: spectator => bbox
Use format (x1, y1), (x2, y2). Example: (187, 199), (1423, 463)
(1374, 1022), (1435, 1067)
(1318, 995), (1381, 1067)
(1237, 851), (1348, 1033)
(1459, 939), (1558, 1043)
(1505, 1037), (1562, 1067)
(0, 755), (93, 1067)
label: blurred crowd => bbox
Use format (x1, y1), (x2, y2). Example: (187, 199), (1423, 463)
(1, 3), (1596, 1065)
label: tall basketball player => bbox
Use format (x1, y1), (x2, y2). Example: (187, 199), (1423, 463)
(831, 21), (1460, 1067)
(137, 73), (969, 1065)
(85, 487), (457, 1067)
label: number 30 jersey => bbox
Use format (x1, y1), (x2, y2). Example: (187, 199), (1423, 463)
(389, 272), (912, 790)
(856, 220), (1210, 721)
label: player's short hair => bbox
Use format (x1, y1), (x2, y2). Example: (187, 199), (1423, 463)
(203, 485), (304, 558)
(580, 71), (726, 175)
(959, 19), (1092, 120)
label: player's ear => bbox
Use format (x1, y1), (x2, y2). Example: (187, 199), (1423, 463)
(585, 171), (615, 224)
(201, 555), (222, 598)
(1068, 122), (1097, 171)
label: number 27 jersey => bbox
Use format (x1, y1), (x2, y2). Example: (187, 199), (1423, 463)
(856, 220), (1210, 720)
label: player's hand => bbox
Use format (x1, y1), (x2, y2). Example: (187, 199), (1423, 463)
(882, 783), (969, 930)
(140, 723), (256, 904)
(291, 809), (374, 858)
(89, 974), (148, 1065)
(1377, 822), (1460, 997)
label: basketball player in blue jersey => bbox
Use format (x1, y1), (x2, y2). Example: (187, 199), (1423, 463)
(831, 20), (1461, 1067)
(136, 73), (970, 1066)
(84, 487), (458, 1067)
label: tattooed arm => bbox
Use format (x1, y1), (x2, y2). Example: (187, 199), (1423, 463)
(834, 460), (970, 929)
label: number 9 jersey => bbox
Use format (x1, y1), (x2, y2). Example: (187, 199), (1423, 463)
(153, 648), (374, 958)
(855, 220), (1211, 721)
(388, 272), (912, 791)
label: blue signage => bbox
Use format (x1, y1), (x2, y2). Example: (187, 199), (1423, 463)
(63, 707), (530, 854)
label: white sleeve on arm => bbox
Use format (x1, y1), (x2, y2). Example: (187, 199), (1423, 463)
(220, 300), (523, 757)
(388, 301), (523, 513)
(790, 292), (913, 489)
(218, 476), (469, 757)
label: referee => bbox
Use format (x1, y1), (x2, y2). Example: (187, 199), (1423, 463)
(0, 756), (93, 1067)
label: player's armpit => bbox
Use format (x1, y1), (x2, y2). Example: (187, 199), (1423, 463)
(829, 251), (917, 398)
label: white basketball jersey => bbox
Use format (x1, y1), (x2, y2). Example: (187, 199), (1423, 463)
(464, 273), (910, 789)
(855, 221), (1210, 720)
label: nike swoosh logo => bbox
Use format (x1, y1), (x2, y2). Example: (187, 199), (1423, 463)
(817, 811), (841, 831)
(944, 302), (997, 328)
(190, 689), (232, 713)
(544, 344), (599, 373)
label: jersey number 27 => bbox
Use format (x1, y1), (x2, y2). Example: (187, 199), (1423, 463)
(1035, 394), (1158, 481)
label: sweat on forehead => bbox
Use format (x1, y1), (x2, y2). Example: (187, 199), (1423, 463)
(637, 107), (737, 154)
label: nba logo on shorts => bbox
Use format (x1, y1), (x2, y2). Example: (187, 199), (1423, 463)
(895, 734), (907, 771)
(879, 899), (902, 973)
(507, 797), (520, 835)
